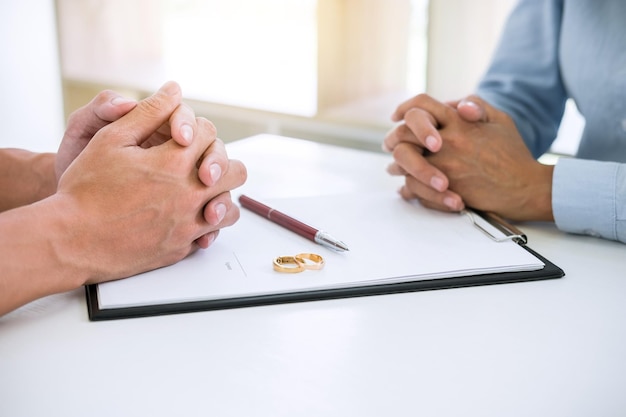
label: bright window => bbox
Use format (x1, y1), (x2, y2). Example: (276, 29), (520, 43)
(161, 0), (318, 115)
(57, 0), (426, 119)
(56, 0), (581, 155)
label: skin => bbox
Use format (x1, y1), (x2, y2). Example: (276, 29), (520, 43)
(0, 149), (57, 212)
(0, 81), (247, 315)
(383, 94), (554, 222)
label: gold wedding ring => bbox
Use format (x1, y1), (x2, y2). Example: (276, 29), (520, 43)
(273, 256), (305, 273)
(295, 253), (325, 270)
(273, 253), (325, 273)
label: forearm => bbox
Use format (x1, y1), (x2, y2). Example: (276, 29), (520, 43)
(0, 197), (87, 315)
(476, 0), (567, 158)
(0, 149), (57, 212)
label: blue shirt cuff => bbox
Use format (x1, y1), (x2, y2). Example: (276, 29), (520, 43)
(553, 158), (625, 242)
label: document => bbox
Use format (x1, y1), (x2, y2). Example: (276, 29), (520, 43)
(88, 192), (562, 319)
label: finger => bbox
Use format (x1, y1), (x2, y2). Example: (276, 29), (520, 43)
(403, 107), (443, 152)
(417, 195), (465, 213)
(391, 94), (430, 122)
(183, 117), (218, 166)
(199, 158), (246, 227)
(384, 114), (441, 154)
(386, 161), (408, 176)
(197, 138), (248, 188)
(392, 142), (449, 192)
(96, 81), (183, 147)
(168, 102), (197, 146)
(457, 96), (487, 122)
(192, 193), (240, 249)
(64, 90), (137, 140)
(197, 138), (228, 187)
(92, 91), (138, 122)
(203, 192), (241, 227)
(142, 102), (198, 149)
(400, 177), (465, 212)
(463, 95), (518, 129)
(383, 124), (412, 152)
(391, 93), (454, 125)
(195, 230), (219, 249)
(149, 117), (220, 189)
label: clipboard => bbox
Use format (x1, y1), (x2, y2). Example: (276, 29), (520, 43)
(85, 193), (564, 321)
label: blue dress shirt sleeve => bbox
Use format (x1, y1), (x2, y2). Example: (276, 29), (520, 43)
(554, 159), (626, 243)
(475, 0), (626, 244)
(476, 0), (567, 158)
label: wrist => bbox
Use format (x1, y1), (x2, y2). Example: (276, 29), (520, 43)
(43, 194), (98, 288)
(0, 195), (90, 314)
(524, 163), (555, 222)
(0, 150), (56, 212)
(31, 152), (58, 201)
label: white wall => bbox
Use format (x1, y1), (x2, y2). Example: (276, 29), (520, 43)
(0, 0), (64, 152)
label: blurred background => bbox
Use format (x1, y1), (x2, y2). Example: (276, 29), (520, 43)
(2, 0), (580, 155)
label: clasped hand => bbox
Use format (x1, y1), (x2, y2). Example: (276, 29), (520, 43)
(54, 81), (247, 284)
(383, 94), (554, 222)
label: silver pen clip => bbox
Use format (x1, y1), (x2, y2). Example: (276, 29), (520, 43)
(464, 209), (528, 245)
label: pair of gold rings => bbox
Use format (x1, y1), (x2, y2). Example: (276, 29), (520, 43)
(273, 253), (325, 274)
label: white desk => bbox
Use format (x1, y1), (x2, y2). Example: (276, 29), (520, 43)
(2, 134), (625, 417)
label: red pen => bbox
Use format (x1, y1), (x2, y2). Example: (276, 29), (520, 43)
(238, 194), (349, 252)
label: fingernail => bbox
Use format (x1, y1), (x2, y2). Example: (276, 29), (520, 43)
(459, 99), (480, 110)
(180, 123), (193, 144)
(209, 163), (222, 184)
(444, 196), (461, 211)
(425, 135), (439, 151)
(430, 176), (446, 192)
(111, 96), (135, 106)
(160, 81), (179, 96)
(215, 203), (226, 224)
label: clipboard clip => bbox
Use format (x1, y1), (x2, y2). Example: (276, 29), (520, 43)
(464, 209), (528, 245)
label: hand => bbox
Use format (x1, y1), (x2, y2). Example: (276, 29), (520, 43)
(384, 94), (554, 221)
(56, 84), (199, 181)
(56, 82), (240, 245)
(384, 95), (488, 207)
(54, 82), (247, 284)
(384, 94), (464, 211)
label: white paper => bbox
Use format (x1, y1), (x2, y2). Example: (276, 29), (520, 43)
(97, 192), (544, 309)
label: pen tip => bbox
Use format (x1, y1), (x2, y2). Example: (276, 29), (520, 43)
(336, 242), (350, 252)
(316, 232), (349, 252)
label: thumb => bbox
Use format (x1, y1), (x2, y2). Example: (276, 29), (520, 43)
(457, 95), (488, 122)
(95, 81), (183, 147)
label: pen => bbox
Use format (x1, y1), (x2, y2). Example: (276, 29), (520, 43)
(238, 194), (349, 252)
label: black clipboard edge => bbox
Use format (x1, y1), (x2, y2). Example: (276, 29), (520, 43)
(85, 245), (564, 321)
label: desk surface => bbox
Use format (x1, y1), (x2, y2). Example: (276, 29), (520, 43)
(1, 134), (625, 417)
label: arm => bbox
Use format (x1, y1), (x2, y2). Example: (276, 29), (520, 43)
(385, 0), (626, 243)
(386, 94), (626, 244)
(553, 159), (626, 244)
(463, 0), (626, 241)
(383, 0), (568, 205)
(0, 150), (56, 212)
(476, 0), (567, 158)
(0, 82), (247, 315)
